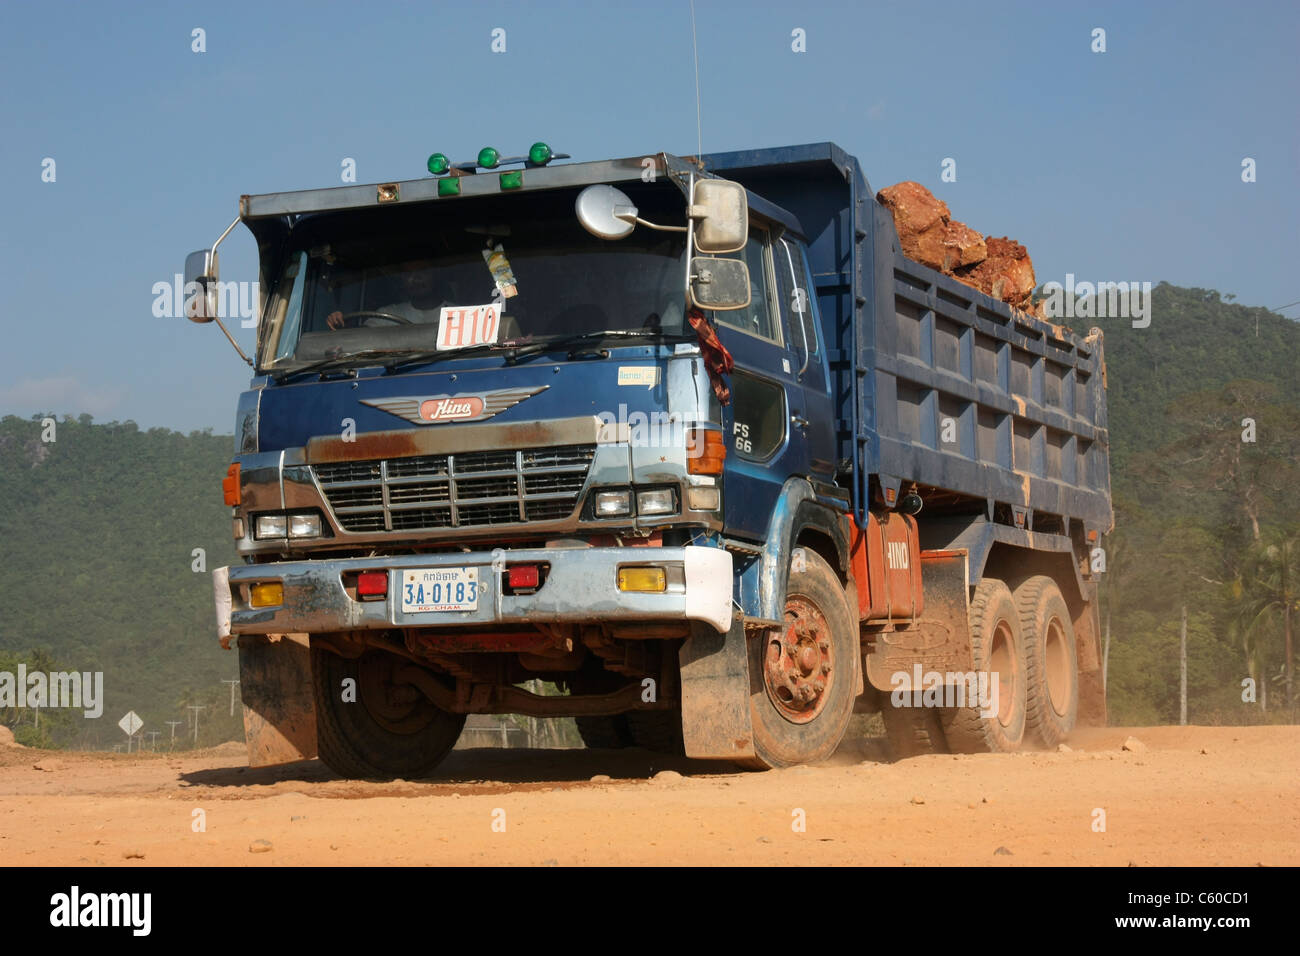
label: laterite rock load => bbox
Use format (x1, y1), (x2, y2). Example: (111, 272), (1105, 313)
(877, 181), (1040, 314)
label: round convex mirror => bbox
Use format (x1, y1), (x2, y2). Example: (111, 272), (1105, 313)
(575, 184), (638, 240)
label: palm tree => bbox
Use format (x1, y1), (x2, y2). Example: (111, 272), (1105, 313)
(1231, 532), (1298, 715)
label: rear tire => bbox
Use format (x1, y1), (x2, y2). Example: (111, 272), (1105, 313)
(574, 714), (634, 750)
(626, 708), (685, 755)
(737, 548), (857, 769)
(569, 663), (635, 750)
(1014, 576), (1078, 747)
(940, 578), (1027, 753)
(312, 649), (465, 779)
(881, 693), (949, 759)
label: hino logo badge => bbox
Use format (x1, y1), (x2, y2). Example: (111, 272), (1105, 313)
(360, 385), (549, 425)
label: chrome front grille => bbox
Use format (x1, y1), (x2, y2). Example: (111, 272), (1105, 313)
(313, 444), (596, 533)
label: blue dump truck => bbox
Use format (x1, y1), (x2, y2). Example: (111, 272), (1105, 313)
(188, 142), (1112, 777)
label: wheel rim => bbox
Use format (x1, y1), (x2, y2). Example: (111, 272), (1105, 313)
(356, 654), (439, 734)
(1043, 617), (1071, 716)
(988, 621), (1019, 727)
(763, 595), (834, 724)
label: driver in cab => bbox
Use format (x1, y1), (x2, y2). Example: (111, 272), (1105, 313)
(326, 266), (444, 329)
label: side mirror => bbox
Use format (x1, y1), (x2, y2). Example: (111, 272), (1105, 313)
(183, 248), (218, 324)
(689, 257), (751, 311)
(691, 179), (748, 254)
(574, 185), (638, 240)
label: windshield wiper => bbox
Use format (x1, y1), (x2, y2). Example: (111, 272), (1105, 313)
(272, 330), (692, 382)
(270, 349), (418, 384)
(504, 329), (691, 365)
(272, 342), (513, 382)
(382, 342), (519, 373)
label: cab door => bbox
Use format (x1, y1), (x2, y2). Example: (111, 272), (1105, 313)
(775, 235), (836, 479)
(715, 225), (810, 540)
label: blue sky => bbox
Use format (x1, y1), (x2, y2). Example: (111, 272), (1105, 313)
(1, 0), (1295, 432)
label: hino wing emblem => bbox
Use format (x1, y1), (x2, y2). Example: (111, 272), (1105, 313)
(360, 385), (549, 425)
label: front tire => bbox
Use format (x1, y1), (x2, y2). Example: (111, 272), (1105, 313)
(738, 548), (857, 769)
(312, 649), (465, 779)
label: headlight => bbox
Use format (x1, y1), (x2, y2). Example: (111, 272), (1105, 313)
(636, 488), (677, 516)
(254, 513), (322, 539)
(594, 490), (632, 517)
(255, 515), (287, 539)
(289, 514), (322, 538)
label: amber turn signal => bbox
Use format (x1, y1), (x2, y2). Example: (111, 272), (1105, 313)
(249, 582), (283, 608)
(222, 463), (241, 506)
(687, 428), (726, 475)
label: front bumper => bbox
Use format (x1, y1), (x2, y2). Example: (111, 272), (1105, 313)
(214, 545), (733, 641)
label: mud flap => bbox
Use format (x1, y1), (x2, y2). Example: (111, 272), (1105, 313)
(238, 634), (318, 767)
(679, 618), (756, 759)
(865, 550), (974, 692)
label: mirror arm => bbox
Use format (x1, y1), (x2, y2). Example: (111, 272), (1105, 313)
(683, 172), (697, 304)
(209, 215), (241, 268)
(212, 314), (254, 367)
(203, 216), (253, 366)
(633, 218), (687, 233)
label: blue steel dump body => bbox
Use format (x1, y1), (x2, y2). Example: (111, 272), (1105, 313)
(705, 143), (1113, 538)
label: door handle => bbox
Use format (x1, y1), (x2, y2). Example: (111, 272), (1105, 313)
(791, 414), (810, 429)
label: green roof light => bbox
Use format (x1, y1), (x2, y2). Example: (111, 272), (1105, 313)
(437, 177), (461, 197)
(477, 147), (500, 169)
(528, 142), (553, 165)
(500, 170), (523, 190)
(427, 152), (450, 175)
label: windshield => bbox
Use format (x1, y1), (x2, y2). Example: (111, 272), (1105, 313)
(260, 182), (688, 371)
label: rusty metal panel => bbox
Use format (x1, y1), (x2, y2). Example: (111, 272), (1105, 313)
(238, 634), (318, 767)
(881, 513), (923, 619)
(852, 512), (925, 622)
(850, 515), (884, 618)
(679, 619), (756, 759)
(864, 549), (972, 692)
(304, 415), (611, 464)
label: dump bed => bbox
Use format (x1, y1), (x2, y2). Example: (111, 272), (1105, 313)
(705, 143), (1113, 537)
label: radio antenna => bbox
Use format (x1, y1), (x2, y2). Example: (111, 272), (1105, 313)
(690, 0), (703, 165)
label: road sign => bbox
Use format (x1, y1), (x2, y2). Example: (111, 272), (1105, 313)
(118, 711), (142, 737)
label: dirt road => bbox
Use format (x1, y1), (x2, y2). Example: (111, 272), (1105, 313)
(0, 726), (1295, 866)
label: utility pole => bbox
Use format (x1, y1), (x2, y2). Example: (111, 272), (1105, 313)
(1179, 603), (1188, 726)
(187, 705), (205, 746)
(165, 720), (183, 748)
(147, 731), (160, 751)
(1102, 609), (1110, 693)
(221, 679), (240, 717)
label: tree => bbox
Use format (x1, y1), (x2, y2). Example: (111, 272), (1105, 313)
(1229, 531), (1298, 714)
(1149, 382), (1300, 544)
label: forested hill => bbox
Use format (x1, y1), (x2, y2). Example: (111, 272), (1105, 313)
(0, 283), (1296, 747)
(1087, 284), (1297, 723)
(1091, 283), (1298, 482)
(0, 420), (241, 748)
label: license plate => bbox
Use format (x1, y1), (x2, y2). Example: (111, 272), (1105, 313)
(400, 567), (480, 613)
